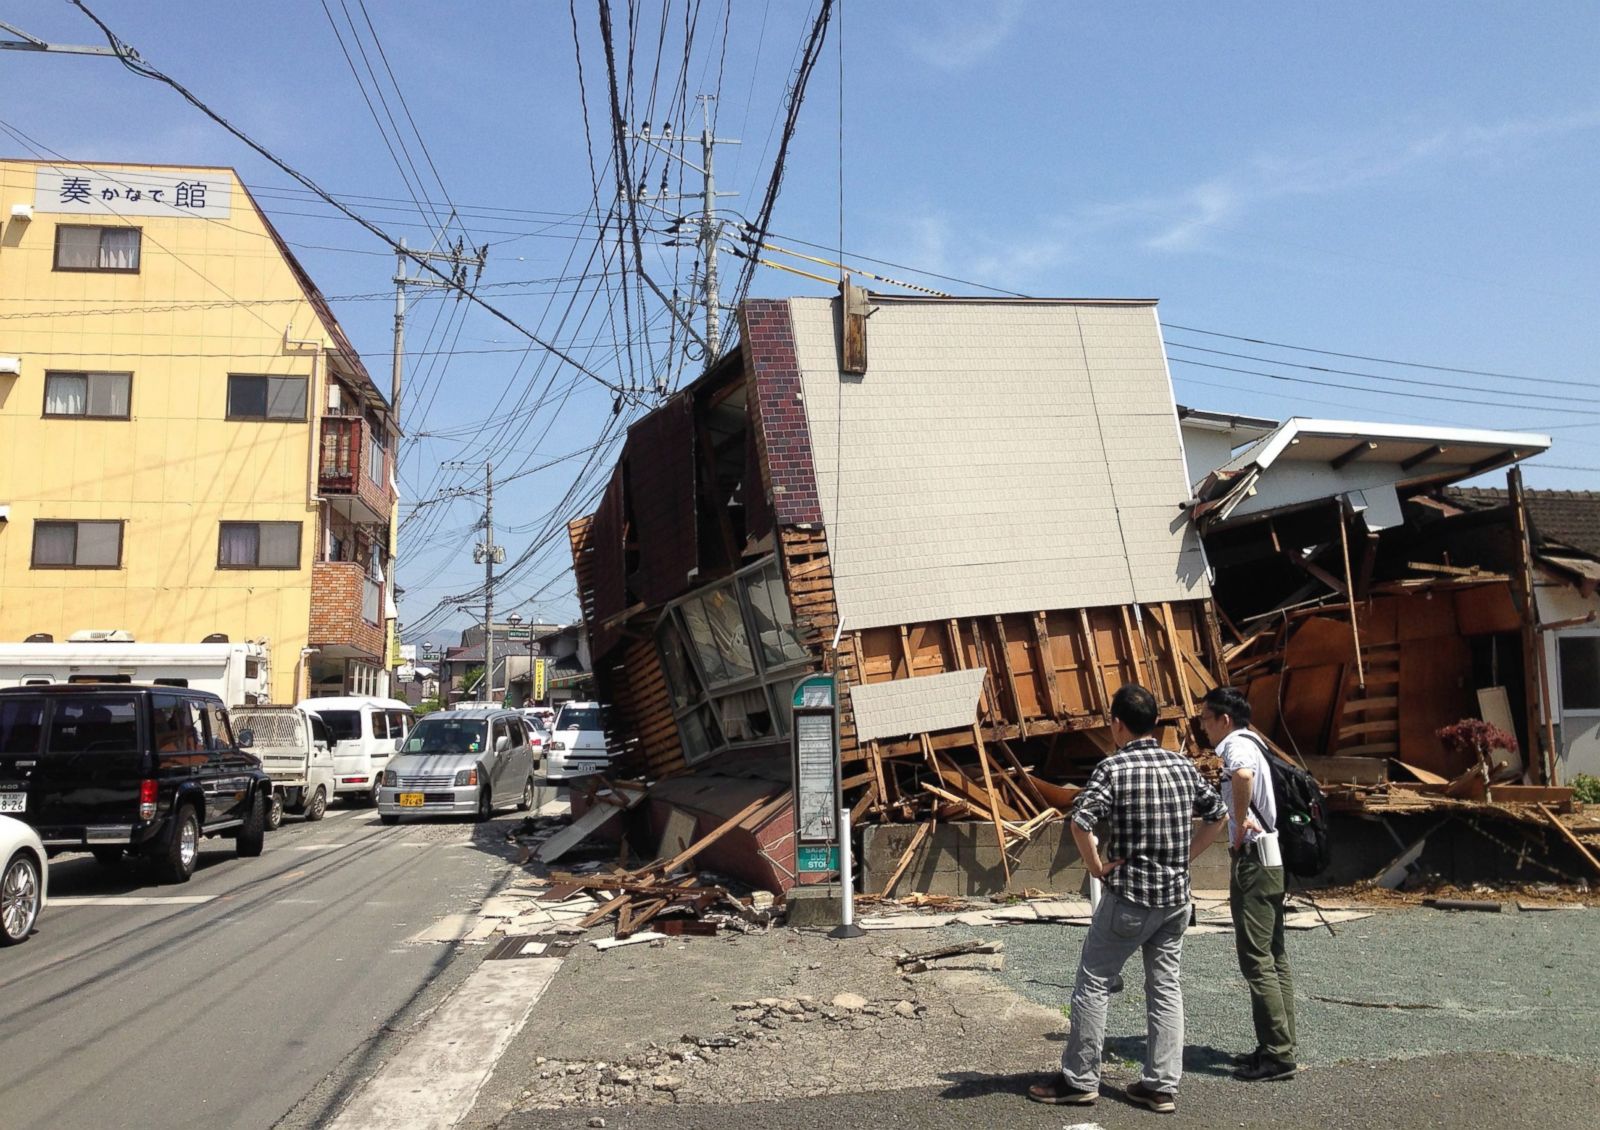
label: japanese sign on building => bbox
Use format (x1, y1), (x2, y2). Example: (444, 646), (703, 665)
(35, 166), (233, 220)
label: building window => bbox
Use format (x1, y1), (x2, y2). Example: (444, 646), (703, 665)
(31, 520), (124, 569)
(218, 521), (301, 569)
(227, 374), (308, 421)
(657, 555), (813, 766)
(53, 224), (141, 272)
(1558, 635), (1600, 713)
(43, 371), (132, 419)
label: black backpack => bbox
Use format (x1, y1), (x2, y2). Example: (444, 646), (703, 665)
(1239, 733), (1331, 878)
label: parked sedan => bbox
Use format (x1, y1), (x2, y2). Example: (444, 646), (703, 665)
(1, 814), (48, 946)
(375, 709), (537, 824)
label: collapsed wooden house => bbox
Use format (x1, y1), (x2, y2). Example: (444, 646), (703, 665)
(568, 292), (1227, 893)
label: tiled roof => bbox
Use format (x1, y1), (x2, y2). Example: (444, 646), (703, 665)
(1444, 487), (1600, 559)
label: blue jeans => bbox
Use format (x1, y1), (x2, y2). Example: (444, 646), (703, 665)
(1061, 890), (1190, 1093)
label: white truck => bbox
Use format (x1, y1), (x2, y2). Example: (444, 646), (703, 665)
(231, 705), (335, 828)
(0, 632), (271, 705)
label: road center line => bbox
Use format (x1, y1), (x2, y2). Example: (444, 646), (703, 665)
(49, 895), (218, 906)
(326, 956), (561, 1130)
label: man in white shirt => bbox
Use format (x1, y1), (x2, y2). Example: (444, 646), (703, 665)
(1199, 686), (1297, 1082)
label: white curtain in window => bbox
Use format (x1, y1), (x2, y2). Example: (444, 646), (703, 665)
(55, 227), (100, 268)
(99, 228), (140, 269)
(260, 523), (300, 567)
(44, 374), (87, 415)
(75, 521), (121, 567)
(87, 373), (131, 417)
(266, 376), (306, 419)
(219, 523), (259, 566)
(33, 523), (77, 565)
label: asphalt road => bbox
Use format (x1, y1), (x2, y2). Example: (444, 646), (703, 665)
(493, 1052), (1600, 1130)
(0, 795), (547, 1130)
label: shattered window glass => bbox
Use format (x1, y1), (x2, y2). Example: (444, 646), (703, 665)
(681, 582), (756, 688)
(657, 615), (702, 710)
(744, 559), (810, 668)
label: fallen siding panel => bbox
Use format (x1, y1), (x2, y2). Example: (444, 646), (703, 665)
(850, 668), (988, 742)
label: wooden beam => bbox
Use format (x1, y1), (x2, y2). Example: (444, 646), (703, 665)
(992, 616), (1029, 738)
(1031, 612), (1064, 717)
(1400, 444), (1446, 472)
(971, 725), (1013, 886)
(897, 624), (916, 680)
(1159, 603), (1197, 723)
(1122, 605), (1163, 702)
(651, 794), (773, 876)
(879, 820), (932, 896)
(1330, 440), (1378, 470)
(1337, 503), (1366, 691)
(1079, 609), (1112, 723)
(1539, 804), (1600, 877)
(1290, 545), (1349, 595)
(1467, 448), (1521, 477)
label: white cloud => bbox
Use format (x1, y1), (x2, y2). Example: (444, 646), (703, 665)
(1132, 106), (1600, 252)
(901, 0), (1026, 71)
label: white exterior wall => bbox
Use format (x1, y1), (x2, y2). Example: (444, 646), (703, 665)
(787, 299), (1208, 632)
(1536, 580), (1600, 780)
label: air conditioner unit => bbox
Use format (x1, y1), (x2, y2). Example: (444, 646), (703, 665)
(9, 203), (32, 221)
(67, 629), (137, 643)
(0, 357), (21, 376)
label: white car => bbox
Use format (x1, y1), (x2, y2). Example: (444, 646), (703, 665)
(1, 814), (48, 946)
(544, 701), (613, 781)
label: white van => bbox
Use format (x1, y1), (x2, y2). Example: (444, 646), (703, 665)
(544, 701), (613, 781)
(298, 696), (415, 805)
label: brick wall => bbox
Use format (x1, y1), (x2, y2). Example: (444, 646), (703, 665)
(740, 299), (824, 526)
(309, 560), (386, 658)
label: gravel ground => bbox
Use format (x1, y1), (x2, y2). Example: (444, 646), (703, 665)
(931, 901), (1599, 1068)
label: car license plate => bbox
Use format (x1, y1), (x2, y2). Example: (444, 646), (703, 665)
(0, 793), (24, 813)
(397, 792), (425, 808)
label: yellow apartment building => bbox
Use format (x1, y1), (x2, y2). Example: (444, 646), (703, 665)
(0, 159), (399, 701)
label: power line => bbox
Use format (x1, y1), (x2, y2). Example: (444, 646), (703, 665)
(67, 0), (637, 401)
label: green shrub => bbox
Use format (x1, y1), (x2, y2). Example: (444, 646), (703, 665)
(1572, 774), (1600, 806)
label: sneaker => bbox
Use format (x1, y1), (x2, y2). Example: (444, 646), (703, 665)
(1126, 1080), (1177, 1113)
(1231, 1048), (1263, 1068)
(1234, 1056), (1297, 1082)
(1026, 1076), (1098, 1105)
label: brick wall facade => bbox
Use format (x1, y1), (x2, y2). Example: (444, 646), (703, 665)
(740, 299), (824, 526)
(309, 560), (386, 658)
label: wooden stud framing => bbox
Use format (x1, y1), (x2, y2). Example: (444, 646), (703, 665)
(1080, 608), (1112, 722)
(970, 725), (1013, 886)
(992, 615), (1030, 738)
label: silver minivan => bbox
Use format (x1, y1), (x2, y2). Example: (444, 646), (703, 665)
(376, 709), (537, 823)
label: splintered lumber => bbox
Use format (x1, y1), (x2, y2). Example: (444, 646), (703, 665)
(1538, 803), (1600, 877)
(880, 821), (933, 896)
(895, 939), (1001, 966)
(971, 726), (1013, 885)
(1422, 898), (1502, 913)
(536, 783), (647, 863)
(653, 794), (774, 876)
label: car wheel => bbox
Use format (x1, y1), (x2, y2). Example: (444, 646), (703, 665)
(236, 791), (266, 858)
(516, 776), (535, 812)
(304, 786), (327, 822)
(475, 784), (493, 823)
(156, 804), (200, 884)
(380, 813), (400, 826)
(92, 846), (124, 867)
(1, 851), (42, 946)
(367, 787), (382, 808)
(266, 793), (285, 831)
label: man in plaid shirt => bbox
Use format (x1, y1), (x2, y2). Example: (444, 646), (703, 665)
(1029, 684), (1228, 1114)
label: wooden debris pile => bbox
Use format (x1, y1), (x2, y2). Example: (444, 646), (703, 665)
(530, 790), (784, 940)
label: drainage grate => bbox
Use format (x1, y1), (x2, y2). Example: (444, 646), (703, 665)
(486, 933), (572, 960)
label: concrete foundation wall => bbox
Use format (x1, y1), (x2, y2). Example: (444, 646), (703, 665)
(861, 820), (1232, 898)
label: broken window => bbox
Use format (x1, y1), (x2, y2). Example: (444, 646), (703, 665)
(680, 581), (757, 687)
(745, 559), (809, 667)
(1558, 635), (1600, 712)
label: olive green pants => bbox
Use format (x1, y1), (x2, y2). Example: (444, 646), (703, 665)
(1230, 852), (1296, 1063)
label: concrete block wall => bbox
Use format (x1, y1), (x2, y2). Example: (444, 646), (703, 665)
(861, 819), (1232, 898)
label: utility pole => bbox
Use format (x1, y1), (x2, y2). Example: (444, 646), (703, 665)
(468, 461), (504, 702)
(392, 238), (486, 418)
(630, 94), (740, 359)
(0, 20), (121, 55)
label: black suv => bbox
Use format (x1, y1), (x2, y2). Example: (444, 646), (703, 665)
(0, 684), (272, 883)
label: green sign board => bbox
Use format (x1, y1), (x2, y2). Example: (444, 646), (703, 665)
(796, 844), (839, 872)
(792, 673), (836, 710)
(507, 627), (531, 641)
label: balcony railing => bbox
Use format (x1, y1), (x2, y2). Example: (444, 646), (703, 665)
(319, 415), (394, 522)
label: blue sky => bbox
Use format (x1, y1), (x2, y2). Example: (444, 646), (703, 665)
(4, 1), (1597, 643)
